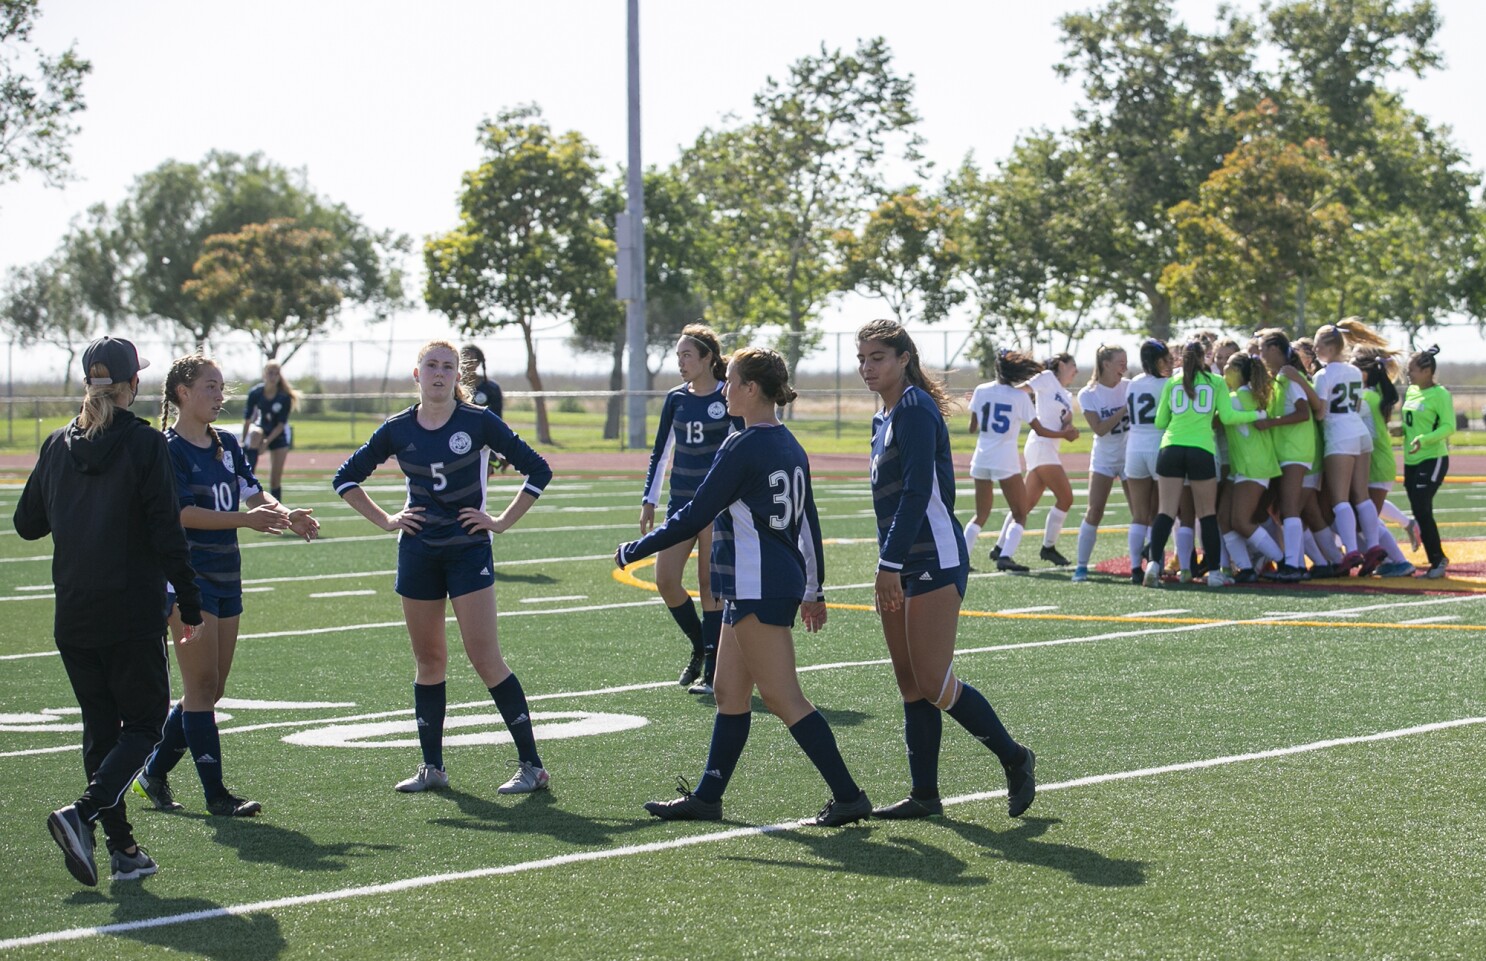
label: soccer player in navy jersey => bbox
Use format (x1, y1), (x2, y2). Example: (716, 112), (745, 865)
(640, 324), (743, 694)
(618, 347), (872, 827)
(240, 361), (298, 500)
(132, 354), (319, 819)
(334, 340), (554, 796)
(857, 319), (1037, 820)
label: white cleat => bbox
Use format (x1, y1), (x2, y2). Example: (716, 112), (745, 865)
(498, 761), (550, 795)
(394, 763), (449, 793)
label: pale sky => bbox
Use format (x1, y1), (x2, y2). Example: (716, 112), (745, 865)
(3, 0), (1483, 377)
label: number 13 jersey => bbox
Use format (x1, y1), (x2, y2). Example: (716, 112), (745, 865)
(620, 424), (823, 602)
(642, 383), (743, 514)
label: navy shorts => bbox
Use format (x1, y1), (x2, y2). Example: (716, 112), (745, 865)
(1156, 444), (1218, 482)
(396, 537), (495, 601)
(197, 591), (243, 620)
(267, 425), (292, 451)
(901, 565), (968, 598)
(722, 597), (799, 628)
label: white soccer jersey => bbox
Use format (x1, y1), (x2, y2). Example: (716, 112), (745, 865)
(1124, 374), (1169, 452)
(1312, 361), (1371, 450)
(968, 381), (1036, 474)
(1078, 379), (1130, 475)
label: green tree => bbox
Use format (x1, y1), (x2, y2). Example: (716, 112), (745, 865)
(183, 218), (348, 362)
(834, 186), (964, 325)
(0, 0), (90, 189)
(1162, 102), (1352, 333)
(681, 38), (923, 370)
(115, 151), (402, 348)
(424, 105), (612, 445)
(1055, 0), (1257, 339)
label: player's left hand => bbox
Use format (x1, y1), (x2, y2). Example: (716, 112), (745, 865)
(459, 507), (509, 534)
(614, 544), (634, 569)
(801, 600), (827, 632)
(287, 508), (319, 542)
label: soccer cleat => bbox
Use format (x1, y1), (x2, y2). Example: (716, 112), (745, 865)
(678, 655), (703, 687)
(109, 846), (158, 881)
(132, 773), (184, 812)
(47, 805), (97, 886)
(1039, 545), (1071, 567)
(688, 680), (714, 695)
(1071, 565), (1089, 583)
(872, 794), (944, 819)
(206, 793), (262, 817)
(1234, 568), (1258, 584)
(644, 778), (722, 821)
(1142, 563), (1162, 588)
(1426, 557), (1450, 580)
(801, 790), (873, 827)
(1206, 570), (1234, 588)
(1309, 564), (1338, 580)
(497, 760), (550, 795)
(1359, 545), (1389, 577)
(1130, 567), (1143, 586)
(996, 556), (1029, 573)
(1005, 747), (1037, 818)
(394, 763), (448, 793)
(1377, 560), (1416, 578)
(1405, 519), (1422, 553)
(1339, 550), (1365, 573)
(988, 544), (1002, 562)
(1177, 568), (1193, 584)
(1269, 563), (1305, 582)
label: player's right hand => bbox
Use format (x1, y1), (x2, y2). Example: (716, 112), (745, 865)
(638, 503), (655, 535)
(245, 504), (291, 534)
(384, 506), (425, 534)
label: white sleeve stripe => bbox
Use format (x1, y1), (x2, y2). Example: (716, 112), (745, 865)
(644, 430), (676, 505)
(522, 482), (544, 497)
(878, 558), (903, 571)
(334, 481), (361, 495)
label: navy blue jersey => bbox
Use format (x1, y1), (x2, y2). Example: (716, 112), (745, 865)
(333, 403), (552, 549)
(245, 384), (293, 436)
(642, 382), (743, 508)
(621, 424), (824, 602)
(469, 378), (503, 419)
(166, 427), (261, 596)
(870, 386), (967, 574)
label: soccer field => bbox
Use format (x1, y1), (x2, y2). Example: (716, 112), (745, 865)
(3, 467), (1486, 960)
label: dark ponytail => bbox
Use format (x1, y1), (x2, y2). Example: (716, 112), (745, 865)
(994, 348), (1042, 386)
(1181, 339), (1206, 399)
(729, 346), (797, 407)
(681, 323), (727, 382)
(856, 319), (953, 416)
(1139, 338), (1170, 377)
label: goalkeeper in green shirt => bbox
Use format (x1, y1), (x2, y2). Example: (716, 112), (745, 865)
(1401, 345), (1455, 578)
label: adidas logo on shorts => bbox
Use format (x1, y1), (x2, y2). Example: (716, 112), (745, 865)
(480, 567), (491, 576)
(919, 571), (932, 580)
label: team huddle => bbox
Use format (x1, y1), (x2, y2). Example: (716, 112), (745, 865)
(20, 316), (1454, 887)
(961, 323), (1454, 588)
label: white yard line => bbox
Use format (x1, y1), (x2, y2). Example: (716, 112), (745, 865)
(4, 714), (1481, 951)
(309, 590), (376, 599)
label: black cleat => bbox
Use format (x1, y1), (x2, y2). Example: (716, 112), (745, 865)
(132, 772), (184, 812)
(801, 790), (873, 827)
(1130, 567), (1144, 585)
(1040, 545), (1071, 567)
(1234, 568), (1258, 584)
(206, 792), (262, 817)
(988, 544), (1002, 562)
(1005, 747), (1037, 818)
(679, 655), (704, 687)
(47, 805), (97, 886)
(872, 794), (944, 819)
(996, 556), (1029, 573)
(644, 778), (722, 821)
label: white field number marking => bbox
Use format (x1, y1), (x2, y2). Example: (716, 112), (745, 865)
(282, 710), (647, 749)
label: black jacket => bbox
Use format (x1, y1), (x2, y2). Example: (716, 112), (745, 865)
(14, 407), (202, 646)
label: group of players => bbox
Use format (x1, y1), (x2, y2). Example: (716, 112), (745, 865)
(29, 314), (1453, 886)
(960, 323), (1455, 588)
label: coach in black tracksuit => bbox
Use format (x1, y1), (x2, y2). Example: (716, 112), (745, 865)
(14, 337), (202, 886)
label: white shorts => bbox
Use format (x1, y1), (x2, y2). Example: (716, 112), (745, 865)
(971, 462), (1021, 482)
(1303, 470), (1322, 490)
(970, 447), (1021, 482)
(1125, 444), (1160, 480)
(1232, 474), (1270, 489)
(1090, 444), (1126, 478)
(1024, 435), (1063, 471)
(1369, 480), (1395, 492)
(1323, 433), (1372, 457)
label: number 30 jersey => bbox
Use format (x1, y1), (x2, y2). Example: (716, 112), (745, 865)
(333, 403), (552, 549)
(641, 383), (743, 512)
(165, 427), (261, 596)
(619, 424), (823, 602)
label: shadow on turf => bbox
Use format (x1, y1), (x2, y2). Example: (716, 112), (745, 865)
(68, 884), (287, 960)
(690, 695), (872, 730)
(943, 816), (1147, 888)
(205, 816), (400, 872)
(493, 570), (558, 585)
(430, 788), (654, 845)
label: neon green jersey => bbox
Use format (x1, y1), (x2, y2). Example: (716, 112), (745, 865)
(1155, 371), (1257, 454)
(1268, 373), (1316, 465)
(1401, 384), (1454, 465)
(1362, 388), (1397, 484)
(1224, 386), (1279, 480)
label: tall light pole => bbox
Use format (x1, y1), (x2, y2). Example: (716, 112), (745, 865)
(620, 0), (648, 449)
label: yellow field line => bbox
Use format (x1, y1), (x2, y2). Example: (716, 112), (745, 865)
(615, 556), (1486, 632)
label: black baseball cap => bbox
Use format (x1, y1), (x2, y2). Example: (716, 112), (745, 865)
(80, 337), (150, 386)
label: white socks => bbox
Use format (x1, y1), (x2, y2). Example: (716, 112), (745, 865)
(1129, 523), (1150, 570)
(1380, 499), (1409, 525)
(1357, 500), (1380, 550)
(1283, 517), (1305, 567)
(1378, 526), (1406, 563)
(1176, 526), (1195, 571)
(1077, 521), (1099, 567)
(1223, 531), (1252, 571)
(963, 521), (981, 555)
(1247, 527), (1283, 564)
(1002, 521), (1026, 560)
(1332, 502), (1358, 554)
(1044, 507), (1068, 548)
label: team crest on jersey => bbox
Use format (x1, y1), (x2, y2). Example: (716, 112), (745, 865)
(272, 401), (283, 413)
(707, 401), (726, 419)
(474, 390), (488, 405)
(449, 431), (473, 455)
(221, 450), (234, 473)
